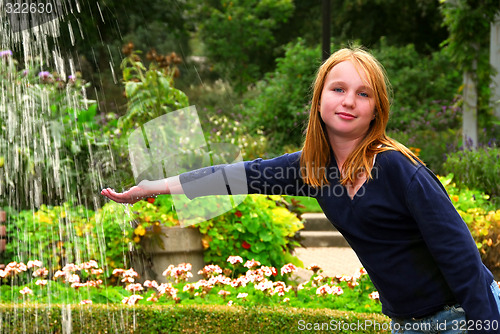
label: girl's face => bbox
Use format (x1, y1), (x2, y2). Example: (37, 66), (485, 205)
(319, 60), (376, 143)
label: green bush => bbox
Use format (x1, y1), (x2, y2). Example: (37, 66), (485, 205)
(239, 38), (321, 151)
(439, 174), (500, 278)
(2, 202), (131, 278)
(372, 40), (462, 132)
(0, 52), (111, 210)
(197, 195), (304, 277)
(442, 147), (500, 203)
(194, 0), (295, 93)
(0, 304), (390, 333)
(389, 128), (460, 173)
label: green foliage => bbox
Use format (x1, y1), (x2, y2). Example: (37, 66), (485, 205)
(0, 53), (111, 210)
(372, 40), (462, 132)
(389, 127), (460, 173)
(204, 109), (269, 160)
(0, 257), (380, 316)
(330, 0), (447, 53)
(3, 203), (97, 277)
(440, 0), (498, 130)
(195, 0), (295, 93)
(442, 147), (500, 202)
(118, 50), (189, 135)
(439, 174), (500, 278)
(2, 202), (133, 278)
(197, 195), (304, 277)
(240, 39), (321, 150)
(0, 304), (390, 333)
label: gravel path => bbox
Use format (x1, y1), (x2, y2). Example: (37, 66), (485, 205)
(292, 247), (363, 283)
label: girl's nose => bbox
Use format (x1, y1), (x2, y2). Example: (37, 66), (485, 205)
(342, 91), (355, 108)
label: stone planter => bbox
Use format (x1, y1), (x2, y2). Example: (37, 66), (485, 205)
(134, 226), (205, 283)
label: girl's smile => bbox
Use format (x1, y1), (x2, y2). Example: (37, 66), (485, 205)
(319, 60), (375, 143)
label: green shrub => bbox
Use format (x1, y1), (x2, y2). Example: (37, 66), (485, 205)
(118, 48), (189, 135)
(204, 109), (269, 160)
(389, 127), (460, 173)
(197, 195), (304, 277)
(439, 174), (500, 278)
(0, 52), (110, 210)
(2, 202), (131, 278)
(442, 147), (500, 203)
(0, 304), (390, 333)
(239, 38), (321, 151)
(372, 40), (462, 132)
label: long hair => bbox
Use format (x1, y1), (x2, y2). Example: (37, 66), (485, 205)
(300, 47), (422, 187)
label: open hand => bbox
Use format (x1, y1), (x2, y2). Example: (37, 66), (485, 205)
(100, 180), (163, 204)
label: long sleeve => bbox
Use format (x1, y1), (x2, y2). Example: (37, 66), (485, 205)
(179, 151), (311, 199)
(405, 166), (499, 332)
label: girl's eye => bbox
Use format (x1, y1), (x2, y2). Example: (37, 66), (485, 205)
(358, 92), (369, 97)
(333, 88), (344, 93)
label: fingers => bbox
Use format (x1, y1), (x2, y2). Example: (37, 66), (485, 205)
(100, 188), (138, 204)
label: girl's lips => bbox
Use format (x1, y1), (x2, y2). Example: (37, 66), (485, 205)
(336, 112), (356, 120)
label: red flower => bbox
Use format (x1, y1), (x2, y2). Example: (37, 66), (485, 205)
(242, 241), (251, 249)
(235, 210), (242, 218)
(147, 198), (155, 204)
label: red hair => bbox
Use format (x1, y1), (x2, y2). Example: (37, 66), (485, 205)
(300, 47), (422, 187)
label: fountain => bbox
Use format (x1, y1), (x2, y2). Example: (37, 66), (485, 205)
(0, 1), (141, 332)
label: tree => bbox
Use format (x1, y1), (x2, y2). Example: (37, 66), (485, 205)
(440, 0), (499, 148)
(193, 0), (294, 93)
(330, 0), (448, 53)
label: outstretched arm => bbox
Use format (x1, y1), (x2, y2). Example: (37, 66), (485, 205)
(100, 176), (184, 204)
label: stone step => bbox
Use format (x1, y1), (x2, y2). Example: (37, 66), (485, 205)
(301, 212), (337, 231)
(299, 231), (350, 248)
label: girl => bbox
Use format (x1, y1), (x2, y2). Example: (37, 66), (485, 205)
(101, 47), (500, 333)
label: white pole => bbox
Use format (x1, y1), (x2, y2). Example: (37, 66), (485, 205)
(490, 12), (500, 120)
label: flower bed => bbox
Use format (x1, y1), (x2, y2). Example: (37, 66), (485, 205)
(0, 256), (381, 315)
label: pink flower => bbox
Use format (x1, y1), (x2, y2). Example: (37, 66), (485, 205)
(27, 260), (43, 269)
(80, 300), (92, 305)
(125, 283), (144, 292)
(227, 300), (233, 306)
(162, 263), (193, 282)
(35, 279), (48, 286)
(68, 274), (80, 284)
(143, 280), (159, 288)
(236, 293), (248, 299)
(197, 264), (222, 278)
(227, 256), (243, 265)
(122, 295), (143, 305)
(91, 269), (103, 275)
(81, 260), (98, 270)
(33, 268), (48, 278)
(112, 269), (125, 276)
(369, 291), (379, 300)
(260, 266), (277, 277)
(157, 283), (178, 298)
(147, 293), (158, 302)
(218, 290), (231, 297)
(243, 259), (260, 269)
(280, 263), (297, 276)
(19, 287), (33, 295)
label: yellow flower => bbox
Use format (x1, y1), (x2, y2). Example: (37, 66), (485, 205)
(133, 236), (141, 243)
(134, 225), (146, 237)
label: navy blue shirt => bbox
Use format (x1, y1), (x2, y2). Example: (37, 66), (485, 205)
(180, 150), (500, 331)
